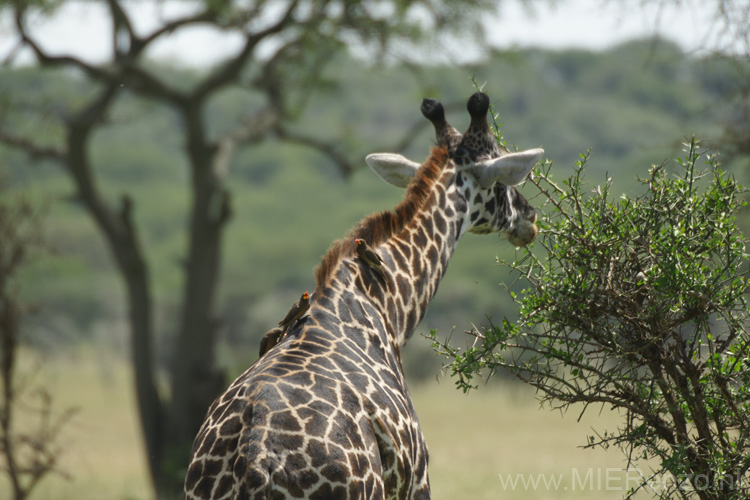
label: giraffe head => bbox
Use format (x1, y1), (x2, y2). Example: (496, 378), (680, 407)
(366, 92), (543, 247)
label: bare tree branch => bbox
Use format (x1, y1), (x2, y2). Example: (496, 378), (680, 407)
(273, 124), (357, 177)
(0, 182), (74, 500)
(13, 9), (112, 80)
(193, 0), (301, 101)
(0, 130), (65, 162)
(106, 0), (137, 59)
(147, 9), (214, 39)
(213, 106), (279, 179)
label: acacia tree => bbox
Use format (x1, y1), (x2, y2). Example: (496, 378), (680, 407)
(434, 139), (750, 498)
(0, 0), (494, 497)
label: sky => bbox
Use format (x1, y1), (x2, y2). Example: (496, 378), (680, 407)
(493, 1), (717, 52)
(0, 0), (742, 67)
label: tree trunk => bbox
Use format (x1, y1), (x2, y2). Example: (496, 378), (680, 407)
(63, 85), (175, 497)
(30, 73), (234, 500)
(162, 101), (230, 498)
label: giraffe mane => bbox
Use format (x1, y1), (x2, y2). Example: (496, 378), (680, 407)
(314, 146), (450, 290)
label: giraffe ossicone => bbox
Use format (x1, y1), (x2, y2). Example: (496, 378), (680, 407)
(185, 92), (544, 500)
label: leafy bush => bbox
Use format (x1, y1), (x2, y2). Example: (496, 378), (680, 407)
(433, 139), (750, 499)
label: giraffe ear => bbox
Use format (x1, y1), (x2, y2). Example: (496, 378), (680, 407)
(462, 148), (544, 188)
(365, 153), (422, 188)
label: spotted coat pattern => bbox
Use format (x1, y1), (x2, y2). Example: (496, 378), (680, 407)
(184, 93), (542, 500)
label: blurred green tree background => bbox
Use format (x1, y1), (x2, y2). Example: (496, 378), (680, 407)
(3, 38), (746, 367)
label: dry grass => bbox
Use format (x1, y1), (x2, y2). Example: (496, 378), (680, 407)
(1, 351), (651, 499)
(0, 349), (151, 500)
(413, 380), (652, 499)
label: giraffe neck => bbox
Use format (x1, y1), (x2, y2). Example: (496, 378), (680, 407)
(375, 167), (467, 348)
(310, 156), (470, 355)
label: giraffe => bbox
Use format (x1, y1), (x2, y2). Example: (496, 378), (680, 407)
(184, 92), (544, 500)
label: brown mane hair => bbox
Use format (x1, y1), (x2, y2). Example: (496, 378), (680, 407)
(314, 146), (450, 290)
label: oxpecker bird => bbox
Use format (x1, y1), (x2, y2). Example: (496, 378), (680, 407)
(258, 327), (283, 357)
(355, 238), (387, 281)
(278, 291), (310, 333)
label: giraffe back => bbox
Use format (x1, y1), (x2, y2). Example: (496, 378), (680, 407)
(185, 294), (430, 500)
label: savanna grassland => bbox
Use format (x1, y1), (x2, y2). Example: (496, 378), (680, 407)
(2, 348), (644, 500)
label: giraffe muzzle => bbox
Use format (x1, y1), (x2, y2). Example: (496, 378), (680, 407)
(506, 218), (539, 247)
